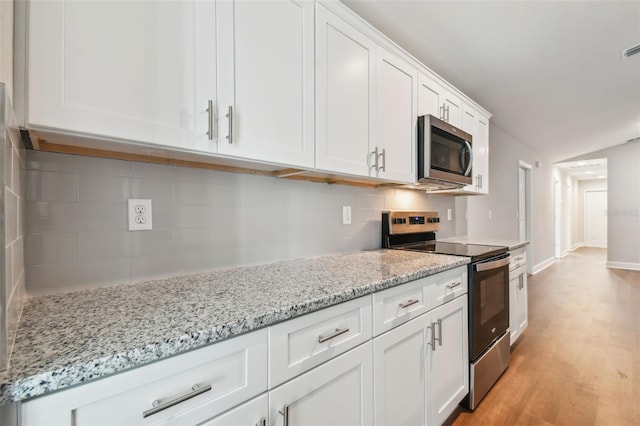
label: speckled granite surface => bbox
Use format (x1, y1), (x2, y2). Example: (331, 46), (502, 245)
(0, 249), (468, 403)
(440, 237), (530, 251)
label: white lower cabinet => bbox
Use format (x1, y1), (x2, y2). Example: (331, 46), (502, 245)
(269, 342), (373, 426)
(201, 393), (268, 426)
(373, 295), (468, 426)
(509, 264), (529, 345)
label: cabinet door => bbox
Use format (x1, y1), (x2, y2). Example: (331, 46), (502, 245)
(201, 394), (268, 426)
(417, 72), (461, 127)
(269, 342), (373, 426)
(27, 0), (215, 152)
(373, 313), (430, 426)
(509, 274), (520, 345)
(517, 273), (528, 337)
(316, 4), (376, 177)
(217, 0), (314, 168)
(426, 296), (469, 426)
(474, 115), (490, 194)
(376, 49), (417, 183)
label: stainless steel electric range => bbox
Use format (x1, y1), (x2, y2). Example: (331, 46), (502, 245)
(382, 211), (510, 410)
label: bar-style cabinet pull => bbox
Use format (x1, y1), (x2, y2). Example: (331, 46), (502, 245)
(142, 384), (212, 418)
(370, 146), (379, 171)
(279, 404), (290, 426)
(256, 417), (267, 426)
(399, 299), (419, 309)
(436, 318), (443, 346)
(378, 148), (386, 172)
(206, 100), (214, 141)
(318, 327), (350, 343)
(225, 106), (233, 144)
(446, 281), (462, 290)
(439, 104), (446, 121)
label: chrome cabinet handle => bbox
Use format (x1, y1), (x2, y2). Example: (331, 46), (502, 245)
(142, 384), (212, 418)
(225, 106), (233, 144)
(399, 299), (419, 309)
(475, 255), (510, 272)
(256, 417), (267, 426)
(445, 104), (450, 122)
(436, 318), (443, 346)
(318, 327), (349, 343)
(428, 324), (436, 351)
(370, 146), (379, 171)
(439, 104), (445, 121)
(206, 100), (214, 141)
(446, 281), (462, 290)
(378, 148), (386, 172)
(462, 140), (473, 177)
(279, 404), (289, 426)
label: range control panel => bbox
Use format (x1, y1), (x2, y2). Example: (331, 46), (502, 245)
(386, 211), (440, 234)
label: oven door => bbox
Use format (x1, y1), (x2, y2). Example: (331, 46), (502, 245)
(470, 254), (510, 360)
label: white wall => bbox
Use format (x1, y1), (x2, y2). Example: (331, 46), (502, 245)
(0, 0), (13, 100)
(24, 150), (459, 296)
(465, 123), (555, 271)
(606, 142), (640, 269)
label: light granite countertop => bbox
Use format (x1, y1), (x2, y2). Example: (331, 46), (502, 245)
(440, 237), (530, 251)
(0, 249), (469, 404)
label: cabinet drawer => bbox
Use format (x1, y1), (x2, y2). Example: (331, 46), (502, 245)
(269, 296), (372, 387)
(23, 330), (268, 426)
(372, 277), (429, 336)
(509, 247), (527, 271)
(427, 266), (468, 311)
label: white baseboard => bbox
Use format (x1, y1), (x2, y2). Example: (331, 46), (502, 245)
(570, 243), (584, 251)
(606, 261), (640, 271)
(560, 250), (569, 258)
(532, 257), (556, 275)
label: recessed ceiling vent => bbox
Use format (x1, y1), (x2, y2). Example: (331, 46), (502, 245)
(622, 43), (640, 59)
(568, 162), (604, 170)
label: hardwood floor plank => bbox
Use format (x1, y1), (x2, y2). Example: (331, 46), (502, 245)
(448, 248), (640, 425)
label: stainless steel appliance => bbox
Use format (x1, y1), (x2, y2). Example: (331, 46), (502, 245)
(382, 211), (510, 410)
(416, 115), (473, 190)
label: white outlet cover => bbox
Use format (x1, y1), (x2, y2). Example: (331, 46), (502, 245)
(342, 206), (352, 225)
(128, 199), (152, 231)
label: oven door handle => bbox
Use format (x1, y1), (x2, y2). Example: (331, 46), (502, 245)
(475, 256), (510, 272)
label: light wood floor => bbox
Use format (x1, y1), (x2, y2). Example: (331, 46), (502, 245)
(447, 247), (640, 426)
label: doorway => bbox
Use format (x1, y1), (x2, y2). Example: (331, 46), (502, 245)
(585, 190), (607, 248)
(554, 179), (561, 258)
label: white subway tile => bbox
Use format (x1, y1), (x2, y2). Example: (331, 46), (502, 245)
(77, 230), (131, 260)
(77, 174), (131, 203)
(130, 179), (173, 204)
(4, 190), (18, 243)
(26, 170), (77, 202)
(27, 150), (130, 177)
(4, 244), (12, 302)
(75, 203), (127, 231)
(25, 202), (78, 233)
(130, 254), (177, 283)
(25, 233), (76, 265)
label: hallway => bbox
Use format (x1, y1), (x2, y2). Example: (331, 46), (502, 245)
(449, 248), (640, 425)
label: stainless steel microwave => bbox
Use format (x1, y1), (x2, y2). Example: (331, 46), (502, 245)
(416, 115), (473, 190)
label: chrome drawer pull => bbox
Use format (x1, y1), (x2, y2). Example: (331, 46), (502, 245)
(436, 318), (443, 346)
(279, 404), (290, 426)
(318, 327), (350, 343)
(446, 281), (462, 290)
(142, 384), (212, 418)
(399, 299), (419, 309)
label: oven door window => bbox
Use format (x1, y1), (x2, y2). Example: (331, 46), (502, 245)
(471, 263), (509, 360)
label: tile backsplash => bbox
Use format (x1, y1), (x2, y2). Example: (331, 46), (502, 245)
(25, 150), (457, 296)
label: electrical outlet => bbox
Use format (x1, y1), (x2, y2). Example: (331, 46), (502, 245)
(342, 206), (352, 225)
(488, 209), (493, 220)
(447, 209), (452, 221)
(128, 199), (152, 231)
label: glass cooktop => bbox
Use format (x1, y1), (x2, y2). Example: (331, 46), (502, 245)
(398, 241), (507, 262)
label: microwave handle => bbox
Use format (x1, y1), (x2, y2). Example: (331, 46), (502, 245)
(462, 140), (473, 177)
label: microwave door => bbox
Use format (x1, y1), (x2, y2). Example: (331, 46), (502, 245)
(461, 140), (473, 177)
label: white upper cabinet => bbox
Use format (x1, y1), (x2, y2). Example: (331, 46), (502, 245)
(25, 0), (216, 152)
(216, 0), (315, 168)
(417, 72), (462, 128)
(315, 4), (376, 177)
(316, 5), (416, 184)
(375, 49), (417, 183)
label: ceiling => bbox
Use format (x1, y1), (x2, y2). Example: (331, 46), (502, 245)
(555, 158), (607, 181)
(342, 0), (640, 164)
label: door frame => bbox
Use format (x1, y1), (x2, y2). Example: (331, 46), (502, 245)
(518, 161), (532, 273)
(554, 178), (561, 259)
